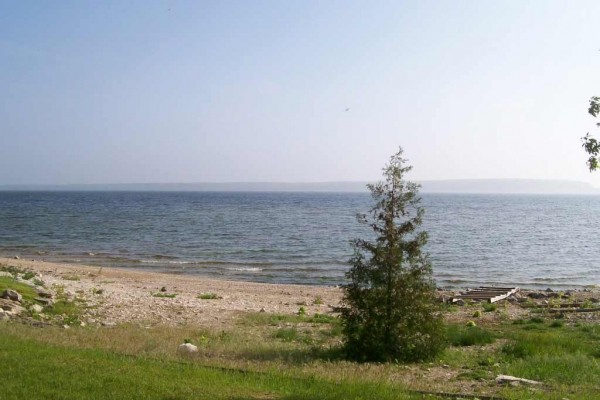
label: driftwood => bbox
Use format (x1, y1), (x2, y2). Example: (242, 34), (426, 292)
(452, 287), (519, 304)
(495, 374), (542, 386)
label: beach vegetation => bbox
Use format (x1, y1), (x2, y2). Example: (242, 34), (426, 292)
(152, 292), (177, 298)
(91, 287), (104, 295)
(2, 307), (600, 399)
(0, 265), (29, 278)
(313, 295), (324, 305)
(63, 274), (81, 281)
(481, 302), (497, 312)
(341, 148), (445, 363)
(197, 292), (221, 300)
(32, 278), (45, 286)
(0, 276), (39, 302)
(44, 284), (86, 325)
(21, 271), (36, 280)
(446, 324), (494, 347)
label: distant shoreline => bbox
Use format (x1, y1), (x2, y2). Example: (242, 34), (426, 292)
(1, 178), (599, 194)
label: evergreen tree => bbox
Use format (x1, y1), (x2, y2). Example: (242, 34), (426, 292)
(341, 148), (445, 362)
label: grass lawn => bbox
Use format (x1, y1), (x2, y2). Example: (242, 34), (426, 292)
(2, 291), (600, 400)
(0, 330), (418, 400)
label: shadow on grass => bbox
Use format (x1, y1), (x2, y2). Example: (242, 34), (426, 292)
(237, 344), (346, 365)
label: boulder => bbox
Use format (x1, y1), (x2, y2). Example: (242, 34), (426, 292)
(0, 299), (25, 315)
(35, 297), (54, 306)
(36, 289), (53, 299)
(1, 289), (22, 303)
(31, 304), (44, 313)
(178, 343), (198, 355)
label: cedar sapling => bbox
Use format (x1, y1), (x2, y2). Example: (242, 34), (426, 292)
(341, 147), (445, 362)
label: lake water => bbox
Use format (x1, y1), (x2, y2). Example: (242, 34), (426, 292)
(0, 191), (598, 289)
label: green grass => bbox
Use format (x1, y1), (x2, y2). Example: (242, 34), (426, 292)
(491, 320), (600, 387)
(481, 302), (497, 312)
(197, 292), (220, 300)
(62, 274), (81, 281)
(0, 276), (39, 302)
(274, 327), (301, 342)
(0, 331), (419, 400)
(152, 292), (177, 298)
(2, 296), (600, 399)
(0, 265), (26, 276)
(446, 324), (495, 347)
(21, 271), (36, 280)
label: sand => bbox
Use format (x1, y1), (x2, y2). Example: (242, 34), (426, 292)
(0, 257), (342, 328)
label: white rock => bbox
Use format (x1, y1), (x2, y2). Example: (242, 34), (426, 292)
(178, 343), (198, 354)
(31, 304), (44, 313)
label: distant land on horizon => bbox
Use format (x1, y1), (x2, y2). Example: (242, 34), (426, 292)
(1, 179), (599, 194)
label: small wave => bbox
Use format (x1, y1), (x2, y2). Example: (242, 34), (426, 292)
(226, 267), (263, 272)
(151, 254), (179, 260)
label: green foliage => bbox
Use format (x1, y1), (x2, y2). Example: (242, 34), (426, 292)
(447, 324), (494, 347)
(502, 341), (533, 359)
(297, 306), (306, 316)
(307, 313), (338, 324)
(481, 302), (497, 312)
(32, 278), (45, 287)
(529, 316), (545, 324)
(44, 285), (85, 325)
(152, 292), (177, 298)
(313, 295), (324, 305)
(582, 96), (600, 171)
(197, 292), (221, 300)
(0, 265), (26, 277)
(274, 327), (300, 342)
(549, 320), (564, 328)
(341, 148), (445, 363)
(21, 271), (36, 280)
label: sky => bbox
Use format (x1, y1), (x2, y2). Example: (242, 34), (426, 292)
(1, 0), (600, 186)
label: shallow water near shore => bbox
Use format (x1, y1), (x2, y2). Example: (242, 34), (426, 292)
(0, 191), (599, 289)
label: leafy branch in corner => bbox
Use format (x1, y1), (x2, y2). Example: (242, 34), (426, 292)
(582, 96), (600, 171)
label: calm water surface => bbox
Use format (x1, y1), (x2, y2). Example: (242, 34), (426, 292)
(0, 191), (598, 289)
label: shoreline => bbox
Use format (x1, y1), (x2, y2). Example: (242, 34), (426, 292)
(3, 256), (599, 329)
(3, 252), (597, 291)
(0, 257), (342, 328)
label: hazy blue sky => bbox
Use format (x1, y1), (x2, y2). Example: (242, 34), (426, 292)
(2, 1), (600, 186)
